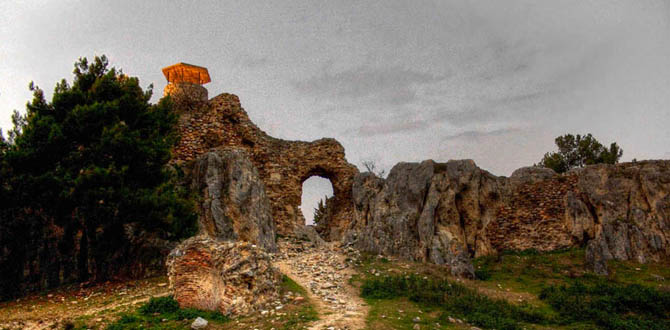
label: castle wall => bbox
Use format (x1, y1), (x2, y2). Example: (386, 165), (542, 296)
(172, 93), (358, 239)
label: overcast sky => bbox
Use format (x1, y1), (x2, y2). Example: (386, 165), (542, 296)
(2, 0), (669, 223)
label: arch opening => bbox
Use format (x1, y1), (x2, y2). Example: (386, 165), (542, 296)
(300, 176), (334, 226)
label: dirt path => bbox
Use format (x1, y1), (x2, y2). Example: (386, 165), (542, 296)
(275, 239), (368, 330)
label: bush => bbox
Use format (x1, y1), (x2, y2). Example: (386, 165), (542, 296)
(474, 268), (491, 281)
(138, 296), (179, 315)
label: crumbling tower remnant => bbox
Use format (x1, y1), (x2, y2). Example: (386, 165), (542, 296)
(162, 63), (211, 111)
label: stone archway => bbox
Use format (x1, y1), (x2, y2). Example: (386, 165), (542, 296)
(300, 175), (334, 225)
(254, 138), (358, 240)
(296, 162), (357, 239)
(171, 92), (359, 240)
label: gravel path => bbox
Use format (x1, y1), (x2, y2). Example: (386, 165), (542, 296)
(274, 238), (368, 330)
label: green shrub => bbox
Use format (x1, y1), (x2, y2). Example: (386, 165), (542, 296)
(105, 314), (144, 330)
(361, 274), (464, 301)
(474, 268), (491, 281)
(117, 314), (141, 324)
(138, 296), (179, 315)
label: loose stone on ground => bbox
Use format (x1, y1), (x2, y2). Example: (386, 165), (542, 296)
(274, 236), (368, 330)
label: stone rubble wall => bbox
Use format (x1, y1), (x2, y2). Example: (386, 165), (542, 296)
(166, 236), (281, 316)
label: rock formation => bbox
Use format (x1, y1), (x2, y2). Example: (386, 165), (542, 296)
(344, 159), (670, 276)
(172, 93), (358, 240)
(189, 147), (277, 252)
(166, 236), (281, 316)
(344, 160), (501, 278)
(577, 162), (670, 274)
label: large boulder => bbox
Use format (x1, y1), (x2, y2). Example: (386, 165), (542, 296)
(166, 236), (281, 316)
(190, 147), (277, 251)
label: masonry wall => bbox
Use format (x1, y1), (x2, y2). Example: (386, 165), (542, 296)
(171, 91), (359, 239)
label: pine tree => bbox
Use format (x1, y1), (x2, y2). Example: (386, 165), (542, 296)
(539, 133), (623, 173)
(0, 56), (197, 298)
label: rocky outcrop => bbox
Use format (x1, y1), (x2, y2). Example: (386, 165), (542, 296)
(576, 162), (670, 274)
(345, 160), (504, 278)
(173, 93), (358, 239)
(189, 147), (277, 252)
(166, 236), (281, 316)
(344, 159), (670, 276)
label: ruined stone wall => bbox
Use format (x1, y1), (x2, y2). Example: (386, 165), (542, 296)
(346, 160), (670, 276)
(484, 173), (580, 252)
(172, 93), (358, 239)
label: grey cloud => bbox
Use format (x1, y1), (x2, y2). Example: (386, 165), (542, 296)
(443, 128), (521, 141)
(233, 53), (270, 68)
(292, 66), (445, 106)
(408, 92), (543, 131)
(343, 88), (548, 138)
(494, 90), (550, 105)
(472, 40), (543, 82)
(349, 119), (431, 137)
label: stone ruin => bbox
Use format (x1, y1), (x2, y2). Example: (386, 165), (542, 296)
(164, 65), (359, 240)
(164, 63), (670, 278)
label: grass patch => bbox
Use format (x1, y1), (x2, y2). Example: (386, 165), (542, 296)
(364, 298), (447, 330)
(361, 274), (548, 330)
(473, 248), (590, 294)
(281, 275), (308, 296)
(361, 273), (670, 329)
(278, 275), (318, 330)
(105, 296), (230, 330)
(473, 248), (670, 294)
(280, 305), (318, 330)
(358, 249), (670, 330)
